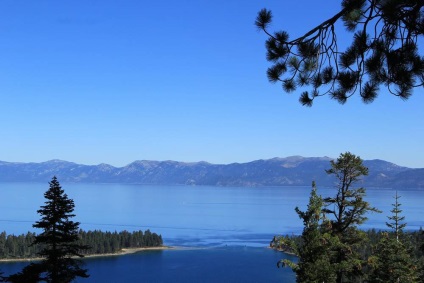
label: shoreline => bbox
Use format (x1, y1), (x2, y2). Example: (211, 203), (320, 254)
(0, 246), (278, 263)
(0, 246), (174, 263)
(268, 245), (297, 256)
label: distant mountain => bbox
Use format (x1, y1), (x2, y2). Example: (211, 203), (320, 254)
(0, 157), (422, 189)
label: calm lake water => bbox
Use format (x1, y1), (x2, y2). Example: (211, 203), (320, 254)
(0, 183), (423, 282)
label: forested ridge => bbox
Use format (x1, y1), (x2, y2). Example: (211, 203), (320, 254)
(0, 229), (163, 260)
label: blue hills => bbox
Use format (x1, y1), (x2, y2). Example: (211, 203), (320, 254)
(0, 156), (423, 189)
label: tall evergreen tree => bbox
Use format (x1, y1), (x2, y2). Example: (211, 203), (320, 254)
(369, 233), (418, 283)
(323, 152), (380, 234)
(256, 0), (424, 106)
(323, 152), (380, 283)
(7, 177), (89, 283)
(386, 191), (407, 242)
(368, 192), (418, 283)
(282, 181), (338, 283)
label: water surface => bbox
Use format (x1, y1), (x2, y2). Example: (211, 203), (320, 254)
(0, 183), (423, 282)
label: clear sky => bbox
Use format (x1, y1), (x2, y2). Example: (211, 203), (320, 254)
(1, 0), (423, 168)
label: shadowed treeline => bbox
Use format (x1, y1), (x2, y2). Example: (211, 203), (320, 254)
(0, 229), (163, 260)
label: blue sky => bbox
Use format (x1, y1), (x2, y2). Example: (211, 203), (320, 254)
(1, 0), (423, 168)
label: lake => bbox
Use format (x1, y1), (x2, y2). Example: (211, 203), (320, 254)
(0, 183), (423, 282)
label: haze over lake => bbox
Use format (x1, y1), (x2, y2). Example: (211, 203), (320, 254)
(1, 183), (423, 282)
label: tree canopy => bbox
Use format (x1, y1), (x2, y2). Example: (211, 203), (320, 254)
(369, 192), (418, 282)
(279, 153), (381, 282)
(256, 0), (424, 106)
(7, 177), (89, 283)
(323, 152), (380, 282)
(323, 152), (380, 234)
(281, 182), (338, 283)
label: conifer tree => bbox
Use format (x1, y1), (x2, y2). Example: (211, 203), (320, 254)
(282, 181), (338, 283)
(323, 152), (380, 283)
(256, 0), (424, 106)
(368, 192), (418, 283)
(386, 191), (407, 242)
(7, 176), (89, 283)
(324, 152), (380, 234)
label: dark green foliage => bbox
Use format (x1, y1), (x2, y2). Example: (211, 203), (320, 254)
(272, 229), (424, 264)
(368, 192), (418, 282)
(369, 233), (418, 282)
(34, 176), (89, 282)
(323, 152), (380, 282)
(278, 153), (381, 282)
(7, 177), (89, 283)
(272, 229), (424, 282)
(270, 235), (298, 255)
(0, 232), (38, 259)
(256, 0), (424, 105)
(281, 182), (338, 283)
(418, 228), (424, 283)
(386, 192), (407, 241)
(0, 230), (163, 259)
(77, 229), (163, 255)
(266, 153), (424, 282)
(0, 229), (163, 260)
(323, 152), (380, 234)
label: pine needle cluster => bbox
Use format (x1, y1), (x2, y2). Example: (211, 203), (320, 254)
(256, 0), (424, 105)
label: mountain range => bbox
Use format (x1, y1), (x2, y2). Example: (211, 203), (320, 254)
(0, 156), (423, 189)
